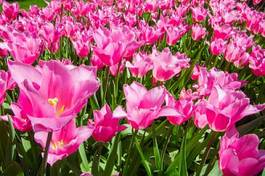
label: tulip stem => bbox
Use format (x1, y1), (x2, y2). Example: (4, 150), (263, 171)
(38, 132), (53, 176)
(122, 130), (137, 175)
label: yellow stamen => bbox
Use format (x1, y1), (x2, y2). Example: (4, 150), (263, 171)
(48, 97), (65, 117)
(48, 98), (59, 108)
(56, 106), (65, 117)
(51, 140), (64, 150)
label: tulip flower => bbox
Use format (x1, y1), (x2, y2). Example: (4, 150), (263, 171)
(2, 1), (19, 22)
(210, 39), (226, 56)
(165, 90), (194, 125)
(192, 66), (245, 96)
(124, 82), (178, 129)
(8, 60), (100, 132)
(34, 120), (94, 166)
(72, 31), (91, 58)
(191, 6), (207, 22)
(249, 46), (265, 76)
(165, 24), (189, 46)
(253, 0), (262, 5)
(0, 70), (15, 105)
(191, 24), (207, 41)
(219, 127), (265, 176)
(90, 104), (126, 142)
(194, 86), (265, 131)
(7, 32), (43, 64)
(150, 47), (190, 82)
(126, 52), (153, 78)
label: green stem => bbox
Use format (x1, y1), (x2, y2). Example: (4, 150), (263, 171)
(122, 130), (137, 175)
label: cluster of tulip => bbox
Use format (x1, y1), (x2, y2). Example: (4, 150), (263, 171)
(0, 0), (264, 175)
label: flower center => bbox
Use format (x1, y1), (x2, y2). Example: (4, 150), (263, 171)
(51, 140), (64, 151)
(48, 97), (65, 116)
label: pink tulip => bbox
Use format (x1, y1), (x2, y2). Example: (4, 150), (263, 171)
(72, 31), (91, 58)
(8, 60), (100, 132)
(139, 25), (163, 45)
(93, 28), (126, 66)
(219, 127), (265, 176)
(90, 104), (126, 142)
(165, 24), (189, 45)
(93, 26), (141, 66)
(192, 66), (245, 96)
(9, 91), (32, 132)
(39, 23), (61, 53)
(191, 6), (207, 22)
(165, 89), (194, 125)
(224, 42), (249, 68)
(124, 82), (178, 129)
(212, 25), (233, 40)
(7, 32), (43, 64)
(210, 39), (226, 56)
(35, 120), (94, 166)
(249, 46), (265, 76)
(126, 52), (153, 78)
(150, 47), (190, 82)
(0, 42), (9, 58)
(191, 24), (207, 41)
(2, 1), (19, 22)
(0, 70), (15, 105)
(253, 0), (262, 5)
(194, 86), (265, 131)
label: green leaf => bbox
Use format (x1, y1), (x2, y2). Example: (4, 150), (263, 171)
(179, 134), (188, 176)
(103, 136), (119, 176)
(153, 137), (161, 171)
(207, 161), (222, 176)
(79, 143), (90, 172)
(134, 138), (152, 176)
(92, 144), (103, 176)
(4, 161), (24, 176)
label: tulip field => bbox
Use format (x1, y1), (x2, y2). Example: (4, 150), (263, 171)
(0, 0), (265, 175)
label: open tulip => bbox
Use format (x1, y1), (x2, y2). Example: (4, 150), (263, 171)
(150, 47), (190, 82)
(8, 60), (100, 132)
(191, 24), (206, 41)
(194, 86), (265, 131)
(219, 127), (265, 176)
(35, 120), (94, 166)
(124, 82), (178, 129)
(90, 104), (126, 142)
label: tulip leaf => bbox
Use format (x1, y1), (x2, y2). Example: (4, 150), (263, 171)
(134, 138), (152, 176)
(4, 161), (24, 176)
(207, 161), (222, 176)
(179, 134), (188, 176)
(153, 136), (161, 171)
(103, 136), (119, 176)
(79, 143), (90, 172)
